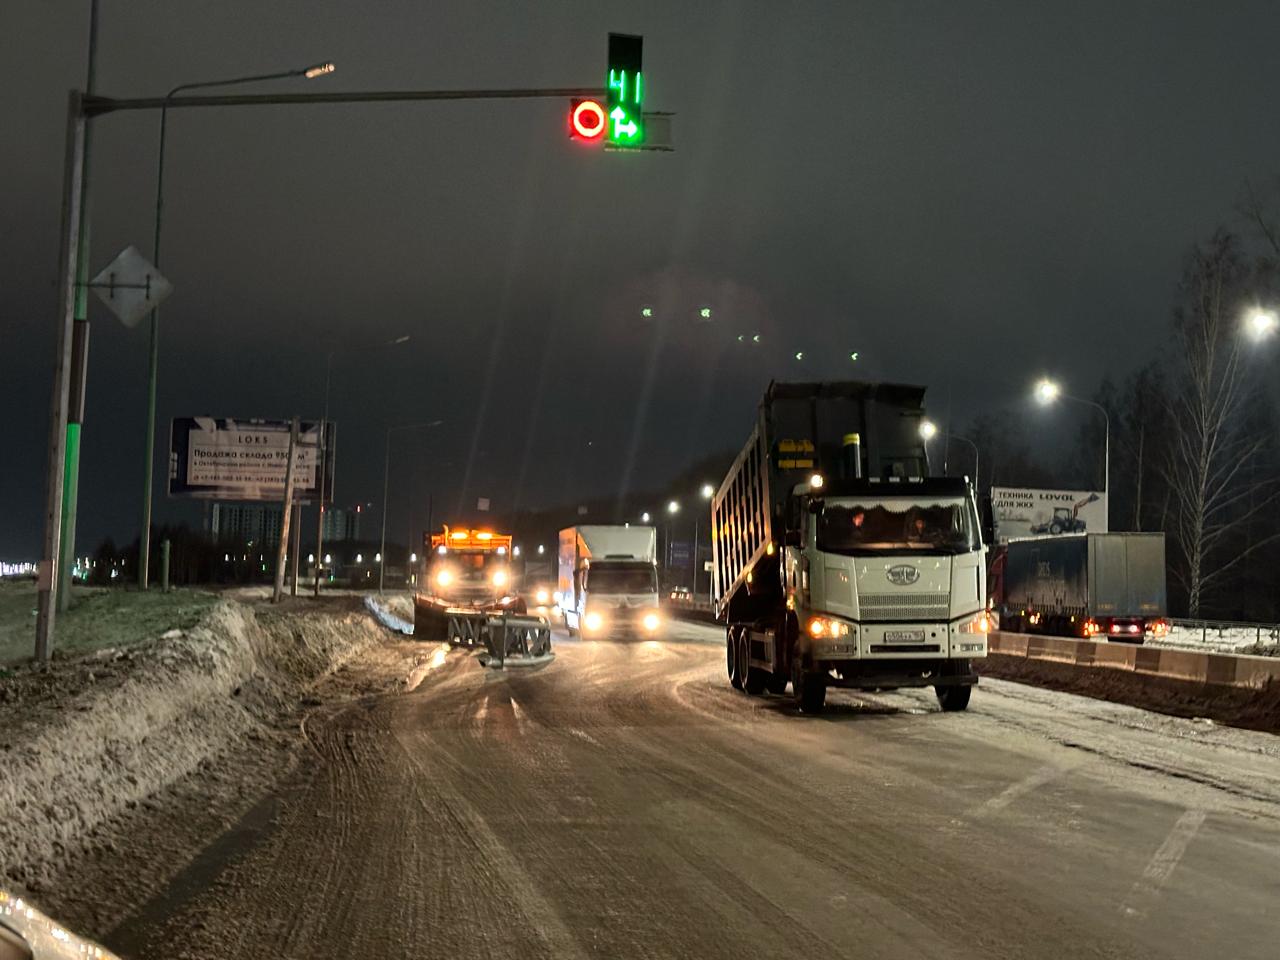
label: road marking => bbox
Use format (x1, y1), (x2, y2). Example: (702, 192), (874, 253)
(510, 697), (529, 735)
(973, 762), (1077, 816)
(1121, 809), (1207, 918)
(474, 696), (489, 728)
(568, 728), (602, 747)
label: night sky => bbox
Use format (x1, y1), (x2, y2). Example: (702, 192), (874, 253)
(4, 1), (1280, 557)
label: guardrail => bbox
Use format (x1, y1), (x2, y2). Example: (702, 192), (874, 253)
(1168, 618), (1280, 646)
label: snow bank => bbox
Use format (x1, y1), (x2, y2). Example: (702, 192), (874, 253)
(365, 594), (414, 636)
(0, 598), (383, 892)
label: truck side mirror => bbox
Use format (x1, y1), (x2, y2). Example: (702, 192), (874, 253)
(784, 530), (802, 547)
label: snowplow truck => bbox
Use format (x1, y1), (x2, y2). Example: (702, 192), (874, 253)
(711, 381), (989, 714)
(414, 526), (530, 645)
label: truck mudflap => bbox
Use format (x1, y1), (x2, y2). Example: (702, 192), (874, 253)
(825, 657), (976, 691)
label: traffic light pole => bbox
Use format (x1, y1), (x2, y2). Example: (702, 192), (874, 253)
(35, 91), (87, 661)
(38, 80), (606, 658)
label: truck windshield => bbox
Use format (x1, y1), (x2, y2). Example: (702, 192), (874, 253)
(585, 566), (656, 594)
(817, 497), (980, 555)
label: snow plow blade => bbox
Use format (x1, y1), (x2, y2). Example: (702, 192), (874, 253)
(455, 613), (553, 669)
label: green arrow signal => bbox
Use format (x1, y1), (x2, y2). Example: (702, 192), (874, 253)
(610, 106), (638, 139)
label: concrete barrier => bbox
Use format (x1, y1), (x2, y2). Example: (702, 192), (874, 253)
(990, 631), (1280, 690)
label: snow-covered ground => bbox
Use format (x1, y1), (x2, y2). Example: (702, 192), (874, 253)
(1153, 623), (1280, 656)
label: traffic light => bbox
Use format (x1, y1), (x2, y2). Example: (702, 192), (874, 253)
(606, 33), (643, 146)
(569, 98), (607, 141)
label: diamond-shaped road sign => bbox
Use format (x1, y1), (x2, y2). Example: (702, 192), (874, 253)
(90, 245), (173, 328)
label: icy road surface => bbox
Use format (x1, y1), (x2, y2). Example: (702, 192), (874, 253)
(112, 617), (1280, 960)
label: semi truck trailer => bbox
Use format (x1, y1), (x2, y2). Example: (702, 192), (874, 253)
(712, 381), (988, 713)
(990, 533), (1168, 641)
(559, 525), (662, 638)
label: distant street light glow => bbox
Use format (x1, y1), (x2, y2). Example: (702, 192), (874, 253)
(641, 512), (651, 523)
(919, 419), (938, 441)
(1034, 378), (1061, 405)
(700, 483), (714, 499)
(1245, 308), (1278, 342)
(667, 500), (680, 514)
(699, 307), (712, 319)
(303, 62), (336, 79)
(794, 351), (804, 361)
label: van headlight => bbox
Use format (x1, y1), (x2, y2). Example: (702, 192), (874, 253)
(584, 611), (603, 632)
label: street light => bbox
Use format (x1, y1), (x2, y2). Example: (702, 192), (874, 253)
(138, 61), (336, 589)
(314, 333), (411, 597)
(667, 500), (680, 514)
(918, 419), (938, 441)
(700, 483), (714, 499)
(1245, 307), (1278, 342)
(1033, 378), (1110, 514)
(641, 512), (651, 523)
(380, 419), (444, 593)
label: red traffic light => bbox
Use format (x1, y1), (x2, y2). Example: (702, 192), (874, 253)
(569, 98), (607, 141)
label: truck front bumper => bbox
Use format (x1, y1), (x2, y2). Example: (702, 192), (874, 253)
(823, 657), (977, 691)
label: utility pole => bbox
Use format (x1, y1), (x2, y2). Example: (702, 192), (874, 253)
(34, 91), (88, 661)
(273, 417), (300, 603)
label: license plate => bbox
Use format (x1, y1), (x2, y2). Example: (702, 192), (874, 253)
(884, 629), (925, 643)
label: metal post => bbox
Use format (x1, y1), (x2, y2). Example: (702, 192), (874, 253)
(379, 425), (391, 594)
(314, 353), (333, 596)
(58, 0), (100, 613)
(160, 538), (170, 592)
(273, 417), (300, 602)
(35, 91), (87, 662)
(290, 500), (302, 595)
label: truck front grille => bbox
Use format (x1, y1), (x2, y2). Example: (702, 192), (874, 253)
(859, 592), (949, 621)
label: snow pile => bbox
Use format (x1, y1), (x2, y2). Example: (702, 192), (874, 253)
(0, 598), (383, 893)
(365, 594), (414, 636)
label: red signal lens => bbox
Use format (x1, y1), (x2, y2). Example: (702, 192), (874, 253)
(570, 99), (607, 141)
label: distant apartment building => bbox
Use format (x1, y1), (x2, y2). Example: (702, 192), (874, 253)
(211, 503), (361, 545)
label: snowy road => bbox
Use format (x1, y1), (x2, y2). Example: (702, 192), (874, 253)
(111, 617), (1280, 959)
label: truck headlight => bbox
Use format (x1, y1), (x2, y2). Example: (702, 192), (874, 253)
(491, 569), (508, 587)
(435, 569), (452, 587)
(642, 612), (660, 632)
(807, 617), (850, 638)
(535, 589), (549, 605)
(959, 613), (991, 634)
(584, 611), (603, 632)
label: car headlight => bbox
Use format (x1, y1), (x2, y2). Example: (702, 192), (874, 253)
(807, 616), (850, 638)
(642, 612), (660, 632)
(959, 612), (991, 634)
(535, 589), (549, 605)
(435, 569), (452, 587)
(584, 611), (603, 632)
(491, 569), (507, 587)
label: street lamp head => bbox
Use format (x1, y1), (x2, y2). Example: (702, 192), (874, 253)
(918, 419), (938, 442)
(641, 512), (651, 523)
(1245, 308), (1278, 342)
(1034, 378), (1061, 405)
(303, 62), (336, 79)
(666, 500), (680, 515)
(700, 483), (715, 500)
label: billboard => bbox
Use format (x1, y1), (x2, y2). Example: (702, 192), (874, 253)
(169, 417), (334, 502)
(990, 487), (1107, 543)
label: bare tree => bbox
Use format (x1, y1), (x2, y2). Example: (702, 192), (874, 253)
(1161, 231), (1280, 615)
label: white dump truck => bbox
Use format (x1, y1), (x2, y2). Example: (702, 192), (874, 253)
(558, 525), (662, 638)
(711, 381), (989, 713)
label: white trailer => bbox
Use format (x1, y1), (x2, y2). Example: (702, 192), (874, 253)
(558, 525), (662, 638)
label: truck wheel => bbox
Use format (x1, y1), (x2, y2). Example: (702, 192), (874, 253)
(766, 672), (789, 695)
(736, 634), (754, 694)
(936, 685), (972, 712)
(796, 671), (827, 714)
(743, 665), (768, 696)
(727, 627), (742, 689)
